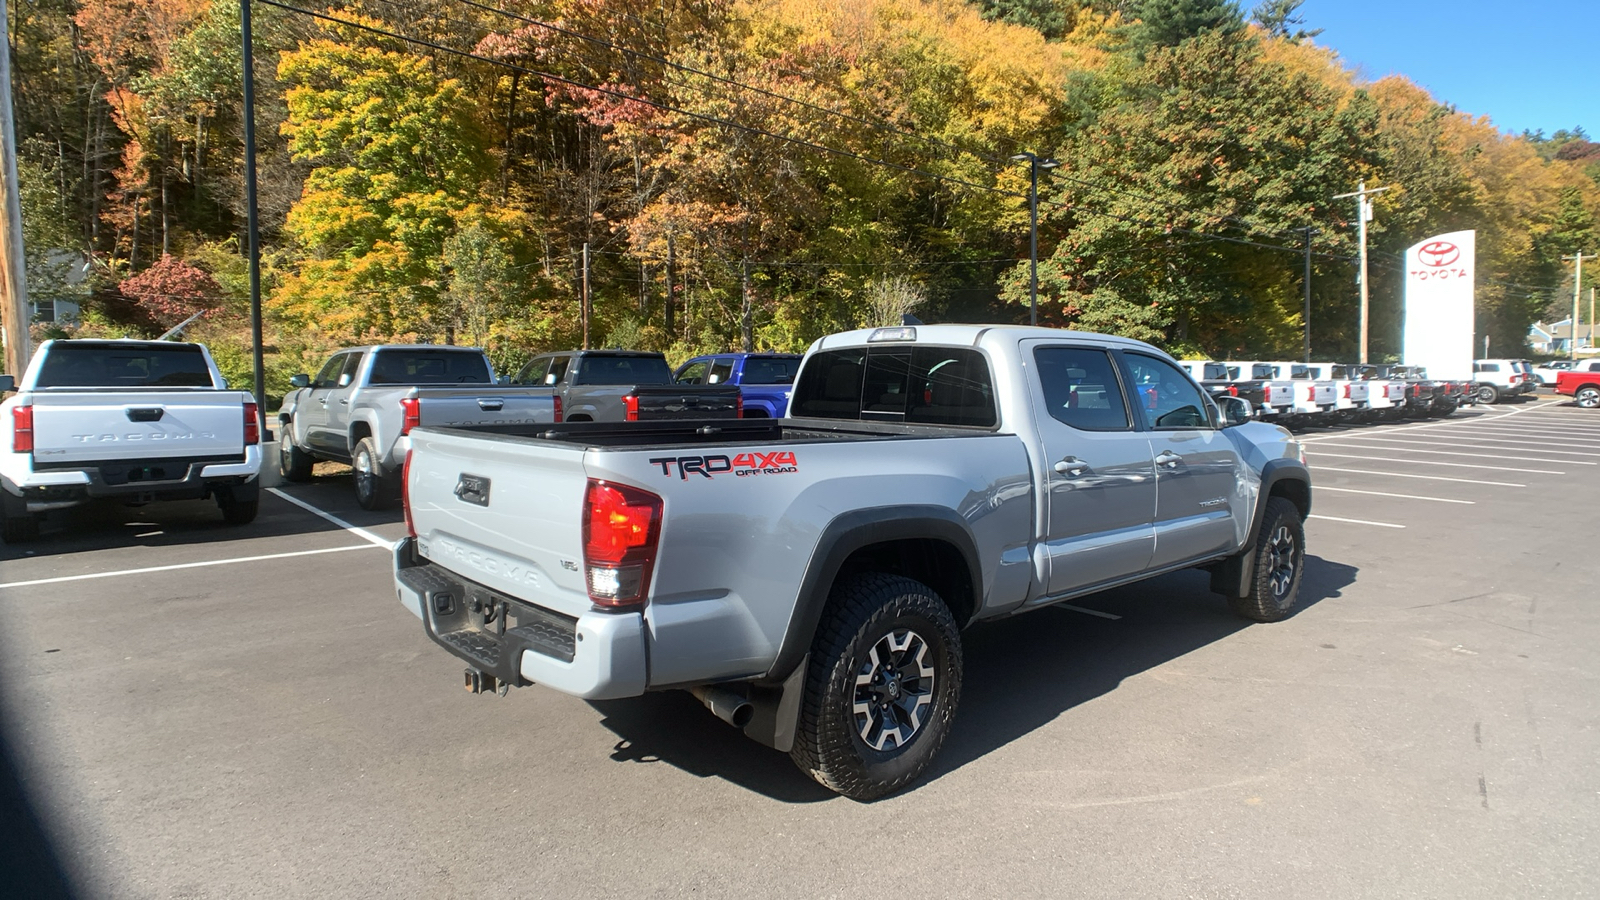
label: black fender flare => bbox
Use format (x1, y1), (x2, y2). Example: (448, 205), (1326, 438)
(764, 505), (982, 684)
(742, 505), (982, 753)
(1211, 458), (1312, 599)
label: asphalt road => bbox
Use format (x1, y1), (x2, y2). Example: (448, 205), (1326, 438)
(3, 399), (1597, 899)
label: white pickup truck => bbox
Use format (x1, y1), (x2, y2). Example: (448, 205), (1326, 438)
(1304, 363), (1368, 422)
(393, 325), (1313, 800)
(0, 339), (262, 542)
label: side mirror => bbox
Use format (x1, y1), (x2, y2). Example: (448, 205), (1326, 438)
(289, 373), (310, 389)
(1219, 396), (1253, 428)
(0, 375), (14, 393)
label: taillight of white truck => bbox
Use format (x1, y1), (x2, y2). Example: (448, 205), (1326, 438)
(244, 402), (260, 445)
(582, 479), (662, 607)
(12, 404), (33, 453)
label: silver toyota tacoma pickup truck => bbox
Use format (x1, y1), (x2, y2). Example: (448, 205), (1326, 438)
(393, 325), (1312, 800)
(278, 345), (556, 509)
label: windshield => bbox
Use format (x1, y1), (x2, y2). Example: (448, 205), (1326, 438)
(34, 342), (214, 388)
(573, 355), (674, 385)
(367, 349), (491, 385)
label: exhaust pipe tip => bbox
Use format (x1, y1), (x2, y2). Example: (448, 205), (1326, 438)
(692, 685), (754, 729)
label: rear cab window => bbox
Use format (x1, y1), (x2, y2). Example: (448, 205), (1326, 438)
(368, 349), (491, 385)
(35, 343), (214, 388)
(791, 346), (997, 427)
(573, 355), (673, 386)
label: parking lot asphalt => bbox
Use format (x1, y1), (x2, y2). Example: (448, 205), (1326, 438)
(3, 399), (1598, 899)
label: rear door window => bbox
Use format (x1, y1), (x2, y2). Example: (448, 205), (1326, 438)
(791, 346), (996, 427)
(707, 360), (735, 385)
(338, 352), (365, 387)
(1033, 347), (1131, 431)
(367, 349), (490, 385)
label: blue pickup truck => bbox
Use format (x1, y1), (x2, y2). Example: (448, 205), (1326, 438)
(673, 353), (802, 418)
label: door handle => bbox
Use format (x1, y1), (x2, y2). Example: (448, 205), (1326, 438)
(477, 398), (505, 411)
(317, 397), (328, 406)
(339, 398), (349, 405)
(1155, 450), (1184, 470)
(1053, 456), (1091, 477)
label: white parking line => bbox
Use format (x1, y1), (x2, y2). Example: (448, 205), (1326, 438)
(1307, 514), (1405, 529)
(1300, 400), (1565, 442)
(1057, 604), (1122, 620)
(1314, 486), (1474, 504)
(1369, 432), (1600, 451)
(0, 544), (383, 591)
(1450, 421), (1600, 437)
(1305, 451), (1562, 475)
(1311, 467), (1525, 488)
(267, 488), (395, 549)
(1301, 442), (1593, 465)
(1327, 435), (1600, 457)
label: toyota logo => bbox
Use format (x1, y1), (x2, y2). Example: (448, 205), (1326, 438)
(1418, 241), (1460, 267)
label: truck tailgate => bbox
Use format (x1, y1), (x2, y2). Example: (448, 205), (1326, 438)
(29, 390), (245, 464)
(413, 387), (559, 429)
(407, 428), (592, 618)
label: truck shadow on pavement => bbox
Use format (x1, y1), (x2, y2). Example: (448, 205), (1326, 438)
(588, 555), (1357, 803)
(0, 476), (401, 563)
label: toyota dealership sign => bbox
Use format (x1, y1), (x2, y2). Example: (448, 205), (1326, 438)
(1404, 230), (1475, 380)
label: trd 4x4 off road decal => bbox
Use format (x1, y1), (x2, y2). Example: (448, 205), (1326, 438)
(649, 451), (799, 479)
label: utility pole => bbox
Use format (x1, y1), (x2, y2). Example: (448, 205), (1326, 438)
(1011, 152), (1058, 327)
(580, 242), (590, 350)
(1563, 252), (1592, 360)
(1590, 286), (1595, 354)
(664, 233), (675, 337)
(1334, 181), (1389, 363)
(1301, 226), (1318, 363)
(0, 0), (33, 379)
(740, 259), (752, 352)
(239, 0), (266, 435)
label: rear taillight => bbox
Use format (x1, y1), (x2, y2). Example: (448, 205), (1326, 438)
(1228, 385), (1238, 397)
(244, 402), (260, 445)
(1343, 384), (1350, 398)
(623, 394), (639, 421)
(12, 404), (33, 454)
(402, 449), (415, 538)
(553, 394), (563, 423)
(736, 393), (744, 418)
(1264, 385), (1273, 403)
(582, 479), (662, 607)
(400, 396), (420, 436)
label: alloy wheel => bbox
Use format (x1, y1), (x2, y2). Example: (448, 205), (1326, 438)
(1578, 387), (1600, 409)
(1268, 524), (1297, 603)
(853, 629), (936, 752)
(353, 446), (375, 503)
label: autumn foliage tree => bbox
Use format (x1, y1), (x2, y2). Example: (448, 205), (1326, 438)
(118, 254), (223, 326)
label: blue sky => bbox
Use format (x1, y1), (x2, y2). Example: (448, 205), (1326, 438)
(1302, 0), (1598, 137)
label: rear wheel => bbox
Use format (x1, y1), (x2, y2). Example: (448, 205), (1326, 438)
(217, 480), (260, 525)
(790, 574), (962, 802)
(1476, 384), (1500, 405)
(279, 420), (315, 482)
(1229, 497), (1305, 623)
(1, 491), (39, 543)
(352, 436), (398, 510)
(1577, 386), (1600, 409)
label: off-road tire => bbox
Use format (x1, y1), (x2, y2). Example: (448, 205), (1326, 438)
(352, 436), (398, 511)
(279, 421), (315, 482)
(790, 573), (962, 802)
(1, 491), (40, 543)
(1476, 384), (1500, 405)
(217, 481), (260, 526)
(1228, 497), (1306, 623)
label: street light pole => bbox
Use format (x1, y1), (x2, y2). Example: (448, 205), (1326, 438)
(1011, 152), (1058, 327)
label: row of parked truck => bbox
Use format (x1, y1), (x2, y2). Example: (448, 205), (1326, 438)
(1173, 359), (1501, 427)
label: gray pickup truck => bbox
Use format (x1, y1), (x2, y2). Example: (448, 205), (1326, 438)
(510, 350), (742, 421)
(393, 325), (1311, 800)
(278, 345), (556, 509)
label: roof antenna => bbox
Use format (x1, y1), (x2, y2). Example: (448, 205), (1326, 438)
(901, 313), (923, 326)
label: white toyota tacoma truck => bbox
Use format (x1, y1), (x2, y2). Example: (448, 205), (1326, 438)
(393, 326), (1313, 799)
(0, 339), (262, 542)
